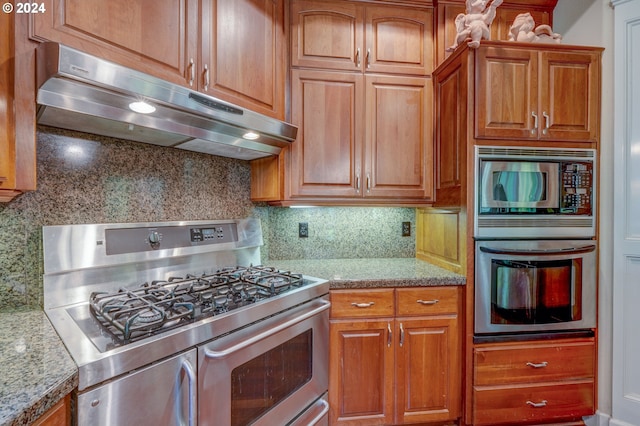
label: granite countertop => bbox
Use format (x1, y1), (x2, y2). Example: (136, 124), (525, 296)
(266, 258), (466, 289)
(0, 309), (78, 426)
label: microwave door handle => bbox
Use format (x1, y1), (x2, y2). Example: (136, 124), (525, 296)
(479, 244), (596, 256)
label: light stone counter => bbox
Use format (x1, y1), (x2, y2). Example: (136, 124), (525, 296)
(0, 309), (77, 426)
(266, 258), (466, 289)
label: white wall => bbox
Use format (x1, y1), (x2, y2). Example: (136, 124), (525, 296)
(553, 0), (615, 420)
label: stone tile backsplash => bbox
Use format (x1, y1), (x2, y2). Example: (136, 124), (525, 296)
(0, 126), (416, 309)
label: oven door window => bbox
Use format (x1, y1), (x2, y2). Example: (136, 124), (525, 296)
(491, 259), (582, 324)
(230, 330), (313, 426)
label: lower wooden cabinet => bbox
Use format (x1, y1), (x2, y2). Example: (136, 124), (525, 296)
(32, 394), (71, 426)
(329, 287), (461, 425)
(472, 338), (596, 425)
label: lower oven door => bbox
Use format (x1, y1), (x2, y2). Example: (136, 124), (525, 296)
(77, 349), (197, 426)
(198, 296), (330, 426)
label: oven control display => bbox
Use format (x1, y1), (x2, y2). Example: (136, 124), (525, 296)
(190, 227), (224, 242)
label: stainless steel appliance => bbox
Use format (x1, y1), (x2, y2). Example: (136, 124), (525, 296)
(36, 42), (297, 161)
(475, 239), (597, 335)
(475, 146), (596, 238)
(42, 218), (329, 426)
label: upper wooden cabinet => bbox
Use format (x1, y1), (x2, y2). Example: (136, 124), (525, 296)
(291, 0), (434, 75)
(436, 0), (557, 66)
(200, 0), (286, 118)
(30, 0), (285, 119)
(1, 13), (36, 202)
(287, 69), (433, 202)
(31, 0), (198, 87)
(475, 45), (601, 142)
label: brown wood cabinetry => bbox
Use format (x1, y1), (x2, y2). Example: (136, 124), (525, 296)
(31, 0), (285, 119)
(252, 0), (434, 205)
(473, 339), (595, 425)
(1, 13), (36, 202)
(329, 287), (461, 425)
(287, 69), (432, 201)
(475, 46), (601, 142)
(32, 394), (71, 426)
(435, 0), (557, 66)
(291, 0), (433, 75)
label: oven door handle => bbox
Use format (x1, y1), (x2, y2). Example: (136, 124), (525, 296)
(180, 359), (197, 426)
(479, 244), (596, 256)
(203, 299), (331, 359)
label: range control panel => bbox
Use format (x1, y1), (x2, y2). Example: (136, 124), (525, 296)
(105, 222), (238, 255)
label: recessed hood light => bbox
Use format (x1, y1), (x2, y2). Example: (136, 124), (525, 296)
(129, 101), (156, 114)
(243, 131), (260, 140)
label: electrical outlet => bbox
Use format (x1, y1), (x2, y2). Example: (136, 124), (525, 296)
(299, 222), (309, 238)
(402, 221), (411, 237)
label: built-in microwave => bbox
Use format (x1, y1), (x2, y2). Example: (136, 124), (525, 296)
(474, 146), (596, 238)
(475, 239), (597, 335)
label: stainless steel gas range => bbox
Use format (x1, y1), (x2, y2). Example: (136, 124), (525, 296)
(42, 218), (330, 426)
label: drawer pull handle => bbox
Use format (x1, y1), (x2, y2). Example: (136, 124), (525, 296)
(351, 302), (375, 308)
(387, 323), (392, 347)
(526, 400), (548, 408)
(417, 299), (439, 305)
(526, 361), (549, 369)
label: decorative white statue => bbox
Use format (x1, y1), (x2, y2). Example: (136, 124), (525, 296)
(447, 0), (504, 51)
(508, 12), (562, 44)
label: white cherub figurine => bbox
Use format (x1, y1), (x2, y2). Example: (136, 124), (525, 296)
(447, 0), (504, 51)
(508, 12), (562, 44)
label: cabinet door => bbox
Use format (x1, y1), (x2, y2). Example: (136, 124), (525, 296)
(289, 69), (364, 199)
(365, 75), (433, 200)
(31, 0), (198, 87)
(395, 317), (460, 424)
(475, 46), (539, 140)
(201, 0), (285, 119)
(539, 50), (601, 142)
(291, 0), (363, 71)
(329, 319), (394, 425)
(365, 5), (434, 75)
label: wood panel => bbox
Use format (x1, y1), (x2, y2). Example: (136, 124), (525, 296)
(416, 208), (465, 274)
(31, 0), (197, 86)
(289, 69), (363, 199)
(32, 394), (71, 426)
(395, 286), (460, 316)
(202, 0), (285, 118)
(365, 5), (434, 75)
(330, 288), (395, 318)
(329, 319), (395, 425)
(473, 381), (595, 425)
(365, 74), (432, 200)
(0, 10), (16, 195)
(395, 316), (461, 424)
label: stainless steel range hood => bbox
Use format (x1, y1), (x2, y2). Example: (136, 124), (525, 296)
(35, 42), (297, 160)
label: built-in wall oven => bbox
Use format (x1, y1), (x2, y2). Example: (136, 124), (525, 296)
(474, 146), (597, 337)
(475, 239), (596, 335)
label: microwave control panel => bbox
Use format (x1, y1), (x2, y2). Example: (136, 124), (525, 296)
(560, 161), (593, 214)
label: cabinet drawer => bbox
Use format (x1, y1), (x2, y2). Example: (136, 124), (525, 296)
(473, 381), (594, 425)
(330, 289), (394, 318)
(396, 287), (459, 316)
(475, 341), (595, 385)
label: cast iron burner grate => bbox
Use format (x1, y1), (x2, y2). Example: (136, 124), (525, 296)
(89, 266), (306, 343)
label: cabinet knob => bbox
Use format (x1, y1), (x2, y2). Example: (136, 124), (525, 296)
(203, 65), (210, 92)
(356, 48), (361, 68)
(525, 361), (548, 368)
(417, 299), (439, 305)
(542, 111), (550, 134)
(526, 400), (548, 408)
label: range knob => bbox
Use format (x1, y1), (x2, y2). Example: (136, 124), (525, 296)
(148, 230), (161, 246)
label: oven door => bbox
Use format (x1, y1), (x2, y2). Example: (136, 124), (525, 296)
(475, 240), (597, 335)
(198, 296), (330, 426)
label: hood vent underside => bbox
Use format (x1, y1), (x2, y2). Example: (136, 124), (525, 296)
(35, 42), (297, 161)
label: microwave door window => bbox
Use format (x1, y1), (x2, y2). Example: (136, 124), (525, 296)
(492, 170), (547, 210)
